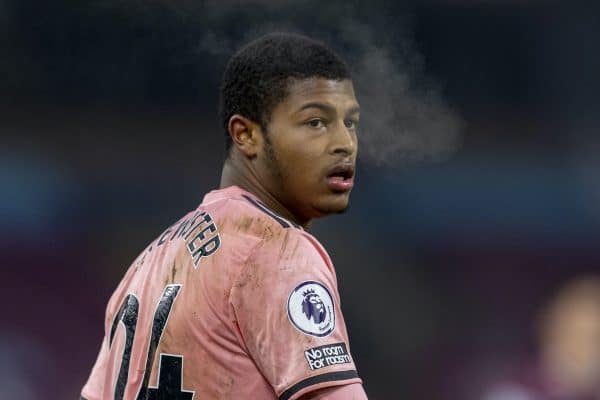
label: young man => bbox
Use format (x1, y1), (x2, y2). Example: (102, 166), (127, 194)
(81, 32), (367, 400)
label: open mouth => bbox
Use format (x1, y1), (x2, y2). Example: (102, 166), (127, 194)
(326, 164), (354, 179)
(325, 164), (355, 191)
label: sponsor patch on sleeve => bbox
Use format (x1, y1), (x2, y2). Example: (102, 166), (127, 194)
(287, 281), (335, 337)
(304, 342), (352, 370)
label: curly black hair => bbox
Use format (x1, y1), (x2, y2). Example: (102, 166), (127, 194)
(219, 32), (351, 154)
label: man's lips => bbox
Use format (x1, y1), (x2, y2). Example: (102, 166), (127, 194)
(325, 163), (355, 192)
(326, 176), (354, 191)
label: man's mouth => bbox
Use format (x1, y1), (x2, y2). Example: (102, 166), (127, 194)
(325, 163), (355, 192)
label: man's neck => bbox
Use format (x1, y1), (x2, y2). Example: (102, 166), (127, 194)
(219, 158), (310, 229)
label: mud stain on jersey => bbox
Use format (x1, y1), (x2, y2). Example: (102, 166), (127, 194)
(163, 261), (177, 287)
(197, 358), (229, 399)
(278, 230), (290, 258)
(237, 213), (288, 243)
(216, 375), (235, 399)
(215, 216), (228, 232)
(277, 237), (302, 272)
(161, 328), (173, 348)
(290, 238), (301, 258)
(170, 262), (177, 283)
(192, 311), (199, 322)
(235, 216), (254, 232)
(235, 259), (261, 291)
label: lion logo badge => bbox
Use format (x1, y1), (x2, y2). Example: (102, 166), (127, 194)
(288, 281), (335, 337)
(302, 289), (326, 324)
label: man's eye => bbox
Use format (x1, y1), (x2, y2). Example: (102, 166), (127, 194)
(344, 119), (358, 129)
(307, 119), (325, 128)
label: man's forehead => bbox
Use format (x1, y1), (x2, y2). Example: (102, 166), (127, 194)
(285, 77), (358, 109)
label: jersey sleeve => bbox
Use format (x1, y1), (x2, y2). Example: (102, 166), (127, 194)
(229, 230), (362, 400)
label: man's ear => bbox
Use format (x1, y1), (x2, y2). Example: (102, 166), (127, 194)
(228, 114), (263, 158)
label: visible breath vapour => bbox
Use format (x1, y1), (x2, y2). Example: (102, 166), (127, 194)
(96, 0), (464, 166)
(338, 19), (463, 165)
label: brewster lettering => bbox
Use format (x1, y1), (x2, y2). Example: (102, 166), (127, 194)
(185, 212), (221, 267)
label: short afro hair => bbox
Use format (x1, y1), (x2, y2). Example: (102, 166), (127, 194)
(219, 32), (351, 154)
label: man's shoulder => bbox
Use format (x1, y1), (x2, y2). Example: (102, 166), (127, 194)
(203, 190), (305, 243)
(179, 187), (330, 269)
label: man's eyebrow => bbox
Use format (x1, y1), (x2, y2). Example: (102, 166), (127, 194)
(297, 102), (360, 115)
(347, 106), (361, 115)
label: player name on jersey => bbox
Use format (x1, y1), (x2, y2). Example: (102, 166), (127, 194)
(146, 209), (221, 268)
(183, 211), (221, 267)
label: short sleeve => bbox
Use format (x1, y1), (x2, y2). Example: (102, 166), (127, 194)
(230, 230), (362, 400)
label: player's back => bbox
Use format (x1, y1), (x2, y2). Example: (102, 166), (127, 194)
(81, 186), (362, 400)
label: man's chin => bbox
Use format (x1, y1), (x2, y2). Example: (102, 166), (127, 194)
(312, 196), (350, 217)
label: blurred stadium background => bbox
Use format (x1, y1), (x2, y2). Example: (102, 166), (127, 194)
(2, 1), (600, 399)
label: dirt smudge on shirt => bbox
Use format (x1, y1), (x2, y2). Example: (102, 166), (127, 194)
(278, 230), (290, 258)
(170, 261), (177, 283)
(235, 216), (254, 232)
(234, 258), (262, 291)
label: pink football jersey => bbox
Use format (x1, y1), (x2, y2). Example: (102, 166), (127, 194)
(81, 186), (362, 400)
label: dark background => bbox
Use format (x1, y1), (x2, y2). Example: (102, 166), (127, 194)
(2, 1), (600, 399)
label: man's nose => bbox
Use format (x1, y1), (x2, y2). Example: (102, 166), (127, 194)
(329, 120), (357, 156)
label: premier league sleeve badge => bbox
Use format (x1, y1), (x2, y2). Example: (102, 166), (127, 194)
(287, 281), (335, 337)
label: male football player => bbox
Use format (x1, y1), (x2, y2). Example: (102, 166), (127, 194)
(81, 32), (367, 400)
